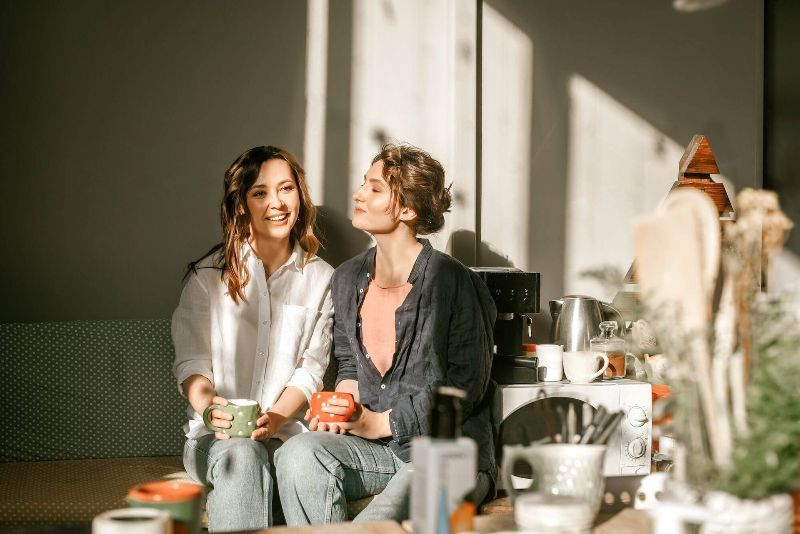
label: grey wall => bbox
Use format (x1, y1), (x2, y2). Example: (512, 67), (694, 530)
(484, 0), (764, 341)
(0, 1), (308, 321)
(1, 1), (768, 325)
(765, 0), (800, 255)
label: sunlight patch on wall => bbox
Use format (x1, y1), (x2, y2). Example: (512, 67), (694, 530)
(349, 0), (476, 253)
(303, 0), (329, 204)
(480, 2), (533, 268)
(565, 74), (683, 301)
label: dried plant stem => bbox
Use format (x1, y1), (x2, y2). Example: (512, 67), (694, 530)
(712, 272), (736, 465)
(729, 351), (748, 436)
(692, 336), (723, 466)
(737, 272), (754, 385)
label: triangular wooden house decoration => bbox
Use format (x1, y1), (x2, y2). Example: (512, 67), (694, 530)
(672, 134), (734, 217)
(613, 135), (734, 320)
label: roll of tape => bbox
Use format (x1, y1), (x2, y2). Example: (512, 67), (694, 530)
(92, 507), (171, 534)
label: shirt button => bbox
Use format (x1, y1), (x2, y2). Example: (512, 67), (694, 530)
(263, 292), (268, 297)
(380, 384), (386, 390)
(262, 320), (268, 325)
(359, 288), (364, 294)
(259, 351), (265, 356)
(365, 353), (371, 359)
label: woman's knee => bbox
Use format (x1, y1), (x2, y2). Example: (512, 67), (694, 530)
(275, 432), (337, 478)
(212, 438), (271, 478)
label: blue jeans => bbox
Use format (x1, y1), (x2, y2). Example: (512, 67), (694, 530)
(183, 435), (282, 532)
(275, 432), (411, 525)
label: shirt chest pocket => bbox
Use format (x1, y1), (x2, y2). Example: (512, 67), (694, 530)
(277, 304), (319, 363)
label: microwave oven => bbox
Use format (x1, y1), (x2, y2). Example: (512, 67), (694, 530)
(499, 378), (652, 485)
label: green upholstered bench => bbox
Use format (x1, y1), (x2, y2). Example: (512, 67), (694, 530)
(1, 320), (188, 528)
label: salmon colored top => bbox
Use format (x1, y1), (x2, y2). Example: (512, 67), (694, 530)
(359, 279), (413, 376)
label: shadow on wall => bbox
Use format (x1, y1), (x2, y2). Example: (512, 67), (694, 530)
(315, 206), (372, 268)
(764, 0), (800, 256)
(485, 0), (763, 309)
(450, 229), (553, 343)
(0, 0), (309, 321)
(449, 229), (512, 268)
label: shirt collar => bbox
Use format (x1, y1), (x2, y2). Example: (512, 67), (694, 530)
(242, 240), (306, 273)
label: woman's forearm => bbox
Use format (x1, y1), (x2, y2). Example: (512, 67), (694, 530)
(183, 374), (215, 414)
(269, 386), (308, 426)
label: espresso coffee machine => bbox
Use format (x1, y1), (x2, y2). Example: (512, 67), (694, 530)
(472, 268), (541, 384)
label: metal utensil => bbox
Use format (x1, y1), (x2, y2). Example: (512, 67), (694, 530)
(555, 405), (567, 444)
(594, 411), (624, 445)
(579, 405), (606, 444)
(567, 403), (577, 444)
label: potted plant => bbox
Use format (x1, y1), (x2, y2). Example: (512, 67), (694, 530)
(633, 188), (797, 532)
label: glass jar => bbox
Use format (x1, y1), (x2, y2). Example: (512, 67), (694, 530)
(590, 321), (626, 378)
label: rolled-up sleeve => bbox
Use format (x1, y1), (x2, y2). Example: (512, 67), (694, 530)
(171, 274), (214, 396)
(285, 287), (334, 400)
(389, 389), (432, 445)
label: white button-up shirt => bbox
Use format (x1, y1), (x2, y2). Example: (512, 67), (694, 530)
(171, 243), (334, 441)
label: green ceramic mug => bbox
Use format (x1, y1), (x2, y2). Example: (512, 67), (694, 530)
(202, 398), (259, 438)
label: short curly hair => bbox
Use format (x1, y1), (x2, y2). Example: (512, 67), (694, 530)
(371, 143), (453, 235)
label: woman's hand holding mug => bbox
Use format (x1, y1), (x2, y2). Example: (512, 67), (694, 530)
(306, 392), (356, 434)
(205, 396), (234, 440)
(305, 392), (391, 440)
(251, 411), (287, 441)
(202, 398), (259, 439)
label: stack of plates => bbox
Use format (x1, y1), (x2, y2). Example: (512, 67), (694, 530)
(514, 492), (594, 533)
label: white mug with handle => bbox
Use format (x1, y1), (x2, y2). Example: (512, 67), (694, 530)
(563, 351), (609, 383)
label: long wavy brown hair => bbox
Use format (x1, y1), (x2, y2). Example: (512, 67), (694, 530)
(186, 146), (320, 303)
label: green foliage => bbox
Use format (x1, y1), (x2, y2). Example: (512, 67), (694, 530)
(719, 297), (800, 498)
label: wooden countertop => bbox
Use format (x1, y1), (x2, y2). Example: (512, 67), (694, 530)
(472, 508), (652, 533)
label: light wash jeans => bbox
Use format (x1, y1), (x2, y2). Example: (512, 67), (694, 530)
(183, 435), (282, 532)
(275, 432), (411, 525)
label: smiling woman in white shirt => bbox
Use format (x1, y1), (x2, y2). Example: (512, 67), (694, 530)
(171, 145), (334, 532)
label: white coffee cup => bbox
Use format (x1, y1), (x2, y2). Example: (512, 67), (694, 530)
(563, 351), (609, 383)
(515, 491), (594, 531)
(93, 508), (170, 534)
(536, 344), (563, 382)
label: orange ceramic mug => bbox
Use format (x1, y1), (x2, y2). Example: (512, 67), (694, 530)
(310, 391), (356, 423)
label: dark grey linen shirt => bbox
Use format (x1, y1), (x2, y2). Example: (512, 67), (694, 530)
(332, 239), (498, 476)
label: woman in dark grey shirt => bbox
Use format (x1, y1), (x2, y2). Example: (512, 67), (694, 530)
(276, 144), (497, 525)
